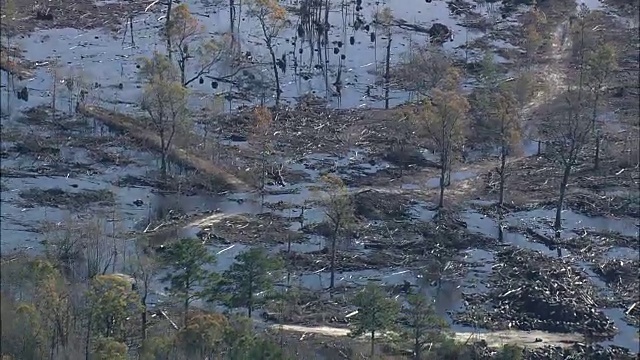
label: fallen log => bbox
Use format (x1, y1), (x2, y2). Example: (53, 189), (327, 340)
(77, 104), (248, 191)
(0, 53), (34, 80)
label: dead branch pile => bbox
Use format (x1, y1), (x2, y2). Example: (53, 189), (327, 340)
(486, 248), (616, 336)
(593, 259), (640, 307)
(594, 259), (639, 283)
(469, 342), (637, 360)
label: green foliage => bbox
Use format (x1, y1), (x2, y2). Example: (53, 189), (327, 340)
(141, 75), (188, 125)
(139, 51), (189, 177)
(473, 51), (521, 150)
(139, 51), (179, 83)
(431, 336), (468, 360)
(319, 174), (354, 288)
(419, 68), (469, 207)
(350, 282), (400, 357)
(220, 247), (283, 317)
(175, 313), (229, 357)
(139, 334), (176, 360)
(88, 274), (141, 340)
(401, 294), (448, 358)
(0, 296), (46, 360)
(92, 337), (128, 360)
(585, 43), (616, 84)
(164, 4), (229, 86)
(491, 87), (522, 150)
(421, 69), (469, 148)
(243, 336), (290, 360)
(520, 5), (546, 67)
(2, 0), (16, 19)
(321, 174), (355, 234)
(478, 51), (500, 89)
(222, 316), (289, 360)
(473, 52), (499, 114)
(160, 238), (219, 326)
(496, 344), (524, 360)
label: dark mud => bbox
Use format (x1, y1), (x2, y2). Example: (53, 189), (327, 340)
(17, 187), (114, 209)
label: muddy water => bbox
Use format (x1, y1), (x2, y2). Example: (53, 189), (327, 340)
(0, 138), (264, 255)
(1, 0), (495, 115)
(506, 208), (639, 238)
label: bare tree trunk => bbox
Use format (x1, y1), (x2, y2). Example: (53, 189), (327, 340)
(330, 237), (336, 289)
(384, 33), (392, 110)
(141, 286), (148, 339)
(183, 295), (189, 328)
(498, 141), (507, 206)
(438, 152), (446, 208)
(52, 72), (57, 116)
(594, 132), (601, 169)
(230, 0), (235, 33)
(592, 93), (601, 170)
(554, 163), (572, 237)
(370, 330), (375, 357)
(85, 316), (91, 360)
(268, 46), (281, 106)
(159, 130), (168, 178)
(537, 140), (542, 155)
(5, 36), (12, 116)
(180, 60), (186, 87)
(324, 0), (330, 45)
(329, 222), (339, 289)
(247, 296), (253, 318)
(261, 152), (266, 193)
(129, 16), (135, 46)
(166, 0), (173, 61)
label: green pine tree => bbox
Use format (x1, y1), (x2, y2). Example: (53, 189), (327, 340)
(160, 238), (218, 327)
(350, 282), (400, 358)
(222, 247), (283, 317)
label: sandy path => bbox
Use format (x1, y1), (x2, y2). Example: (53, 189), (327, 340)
(272, 324), (582, 348)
